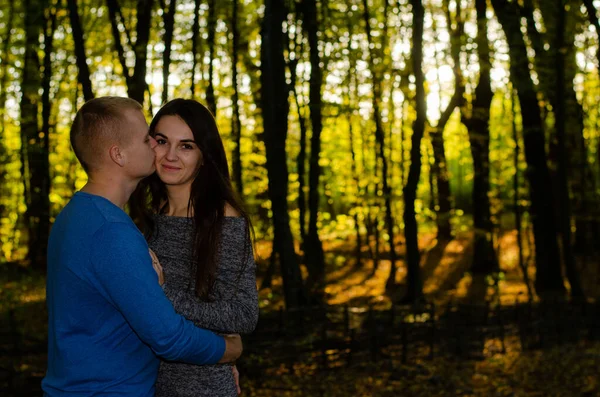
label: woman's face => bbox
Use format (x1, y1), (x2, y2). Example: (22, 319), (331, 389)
(153, 115), (203, 188)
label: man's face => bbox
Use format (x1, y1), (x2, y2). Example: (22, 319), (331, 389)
(121, 109), (157, 179)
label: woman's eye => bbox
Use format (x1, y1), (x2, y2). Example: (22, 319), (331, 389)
(156, 139), (166, 145)
(182, 144), (193, 150)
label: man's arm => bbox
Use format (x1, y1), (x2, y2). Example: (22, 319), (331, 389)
(91, 222), (241, 364)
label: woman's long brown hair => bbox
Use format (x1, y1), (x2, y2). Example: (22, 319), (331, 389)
(130, 99), (252, 300)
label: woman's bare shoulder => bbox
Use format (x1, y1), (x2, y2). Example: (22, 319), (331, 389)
(224, 203), (240, 217)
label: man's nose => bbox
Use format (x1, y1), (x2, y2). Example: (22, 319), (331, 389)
(150, 136), (158, 149)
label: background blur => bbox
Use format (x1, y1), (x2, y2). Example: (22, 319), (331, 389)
(1, 0), (600, 395)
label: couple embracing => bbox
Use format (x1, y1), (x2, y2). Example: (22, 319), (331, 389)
(43, 97), (258, 396)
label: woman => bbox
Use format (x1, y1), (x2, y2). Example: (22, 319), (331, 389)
(130, 99), (259, 396)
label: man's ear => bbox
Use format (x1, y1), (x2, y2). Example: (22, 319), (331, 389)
(108, 145), (126, 167)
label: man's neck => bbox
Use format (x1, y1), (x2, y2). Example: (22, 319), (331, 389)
(81, 174), (139, 209)
(165, 184), (192, 217)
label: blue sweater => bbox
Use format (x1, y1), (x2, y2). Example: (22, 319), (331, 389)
(42, 192), (225, 396)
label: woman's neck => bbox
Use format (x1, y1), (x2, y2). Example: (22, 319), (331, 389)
(164, 184), (193, 217)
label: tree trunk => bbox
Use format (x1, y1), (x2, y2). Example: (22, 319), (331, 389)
(512, 87), (533, 301)
(106, 0), (132, 87)
(261, 0), (307, 308)
(206, 0), (217, 114)
(554, 0), (584, 298)
(0, 0), (15, 139)
(361, 0), (398, 291)
(130, 0), (153, 104)
(464, 0), (498, 274)
(289, 59), (308, 244)
(190, 0), (202, 95)
(161, 0), (177, 104)
(526, 0), (592, 256)
(67, 0), (94, 101)
(21, 0), (50, 269)
(301, 0), (326, 291)
(402, 0), (426, 302)
(491, 0), (566, 297)
(231, 0), (243, 193)
(105, 0), (153, 105)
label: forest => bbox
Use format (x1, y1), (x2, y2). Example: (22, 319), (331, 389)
(1, 0), (600, 395)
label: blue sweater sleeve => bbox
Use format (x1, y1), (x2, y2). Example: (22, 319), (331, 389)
(90, 222), (226, 365)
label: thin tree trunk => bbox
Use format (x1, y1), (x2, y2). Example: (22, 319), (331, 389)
(361, 0), (398, 291)
(206, 0), (216, 113)
(463, 0), (497, 274)
(105, 0), (153, 105)
(512, 87), (533, 301)
(21, 0), (50, 269)
(429, 0), (466, 241)
(289, 59), (308, 244)
(130, 0), (153, 104)
(106, 0), (132, 88)
(0, 0), (15, 136)
(67, 0), (94, 101)
(161, 0), (177, 104)
(345, 21), (362, 268)
(301, 0), (326, 290)
(554, 0), (584, 298)
(402, 0), (426, 302)
(491, 0), (566, 297)
(190, 0), (202, 95)
(231, 0), (243, 193)
(261, 0), (307, 308)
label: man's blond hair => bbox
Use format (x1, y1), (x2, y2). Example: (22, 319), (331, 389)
(70, 97), (143, 172)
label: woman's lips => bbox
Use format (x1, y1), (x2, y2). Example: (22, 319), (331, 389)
(161, 164), (181, 171)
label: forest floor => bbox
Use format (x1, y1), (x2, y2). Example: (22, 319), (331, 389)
(1, 226), (599, 396)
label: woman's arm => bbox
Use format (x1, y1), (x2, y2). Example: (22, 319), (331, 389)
(163, 245), (259, 334)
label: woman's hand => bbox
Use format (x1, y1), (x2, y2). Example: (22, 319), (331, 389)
(232, 365), (241, 395)
(149, 249), (164, 286)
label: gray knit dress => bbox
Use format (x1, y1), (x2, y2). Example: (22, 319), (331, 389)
(148, 215), (259, 397)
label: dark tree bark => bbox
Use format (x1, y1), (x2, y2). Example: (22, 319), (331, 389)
(289, 55), (308, 244)
(206, 0), (217, 113)
(67, 0), (94, 101)
(345, 17), (363, 269)
(231, 0), (243, 193)
(429, 0), (466, 241)
(462, 0), (498, 274)
(190, 0), (202, 95)
(260, 0), (307, 308)
(491, 0), (565, 297)
(106, 0), (132, 86)
(300, 0), (326, 290)
(105, 0), (154, 104)
(130, 0), (153, 104)
(21, 0), (50, 269)
(402, 0), (426, 302)
(511, 87), (533, 301)
(554, 0), (584, 298)
(525, 0), (592, 257)
(161, 0), (177, 104)
(361, 0), (399, 291)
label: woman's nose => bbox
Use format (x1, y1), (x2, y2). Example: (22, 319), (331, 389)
(165, 146), (178, 161)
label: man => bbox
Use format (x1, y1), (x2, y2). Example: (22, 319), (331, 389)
(42, 97), (242, 396)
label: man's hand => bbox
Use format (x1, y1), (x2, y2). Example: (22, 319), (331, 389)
(232, 365), (241, 395)
(218, 334), (243, 363)
(149, 249), (164, 286)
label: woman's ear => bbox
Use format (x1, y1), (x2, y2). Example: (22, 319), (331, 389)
(108, 145), (126, 167)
